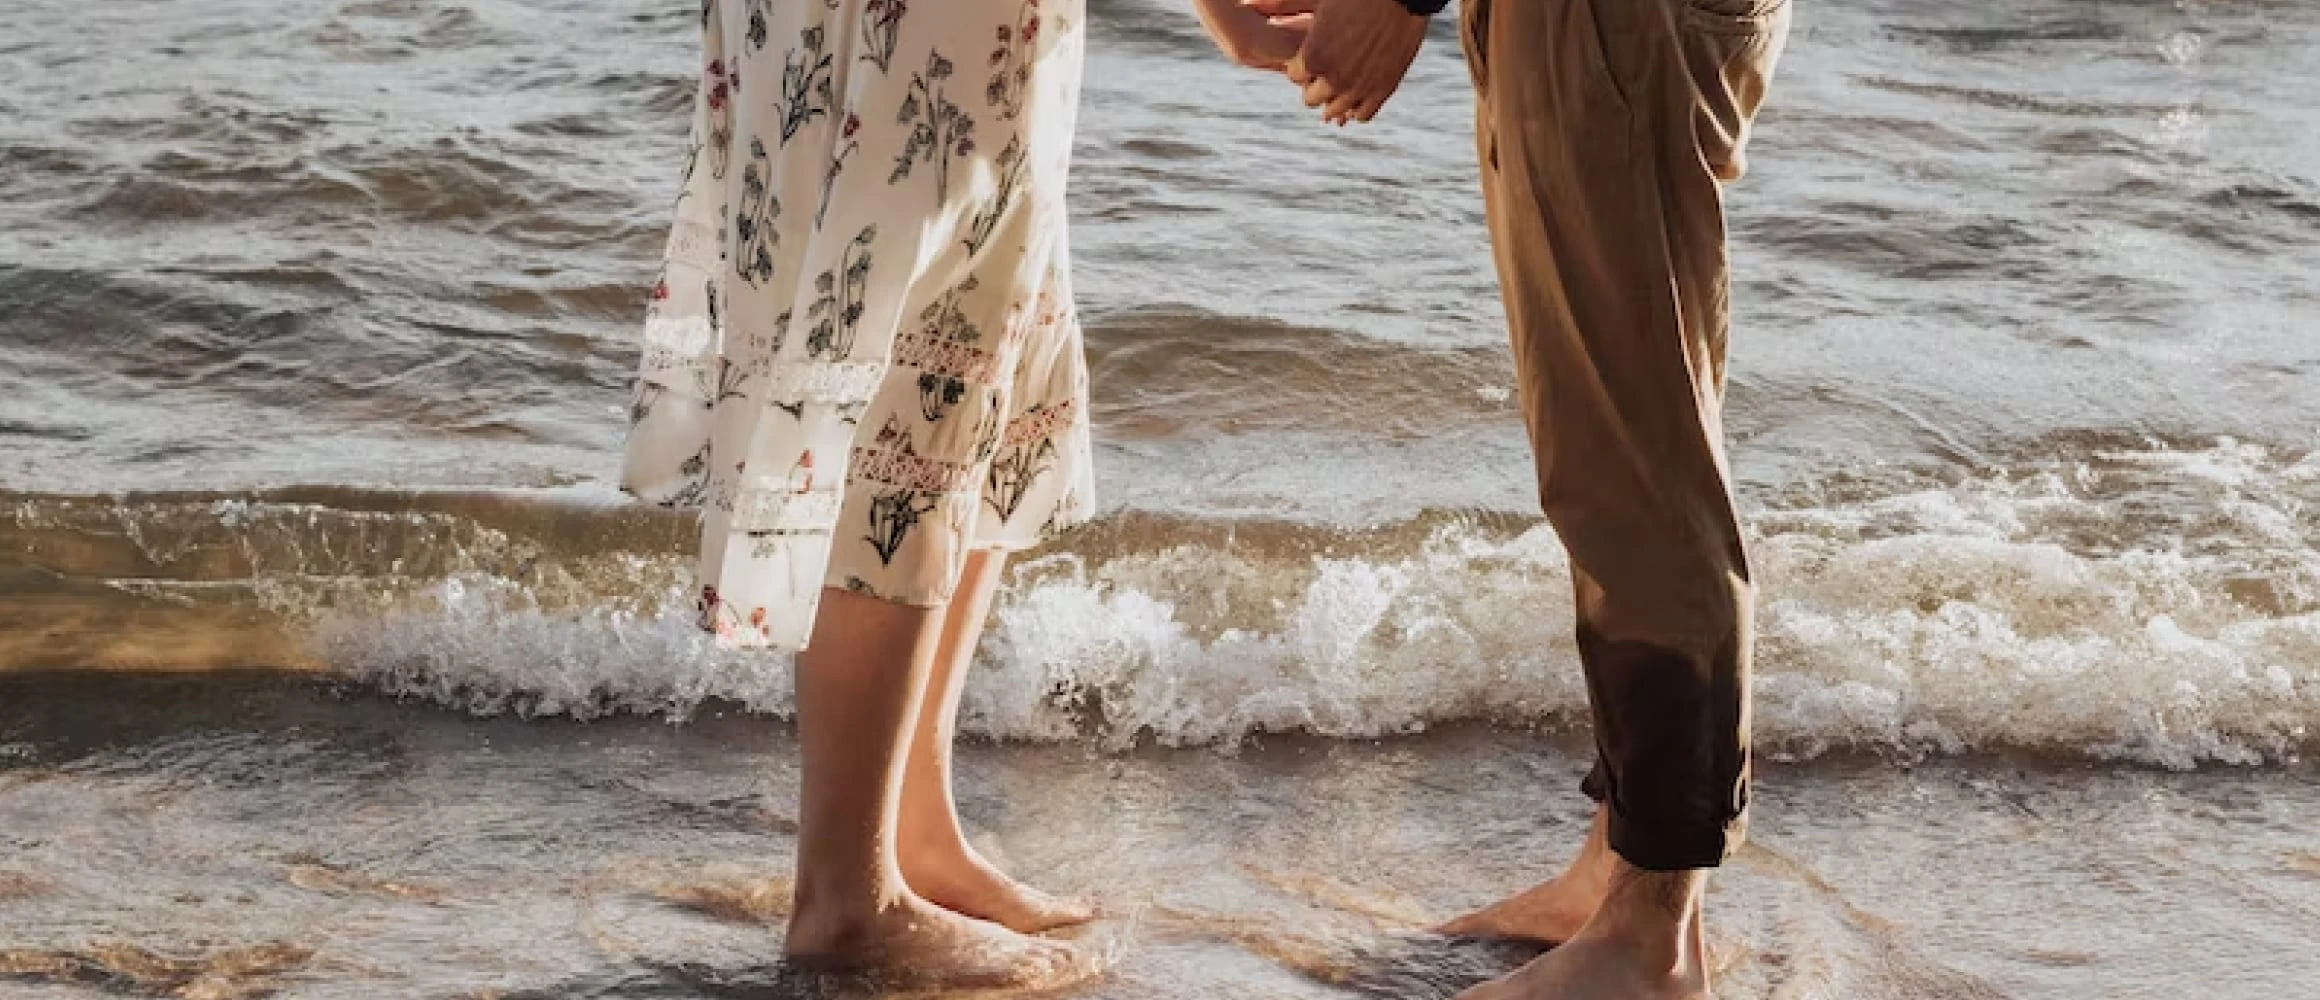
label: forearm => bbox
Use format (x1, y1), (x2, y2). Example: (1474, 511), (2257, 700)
(1191, 0), (1265, 42)
(1190, 0), (1300, 70)
(1190, 0), (1243, 36)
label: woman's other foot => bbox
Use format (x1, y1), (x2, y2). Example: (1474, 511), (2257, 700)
(900, 836), (1097, 933)
(784, 891), (1098, 991)
(890, 549), (1098, 935)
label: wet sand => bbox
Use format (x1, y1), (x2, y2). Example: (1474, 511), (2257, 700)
(4, 672), (2315, 999)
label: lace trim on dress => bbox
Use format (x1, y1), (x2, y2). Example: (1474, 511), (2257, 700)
(893, 327), (1004, 383)
(1002, 398), (1077, 447)
(729, 487), (842, 533)
(643, 314), (718, 355)
(667, 218), (722, 273)
(638, 316), (719, 391)
(848, 445), (980, 493)
(764, 361), (886, 403)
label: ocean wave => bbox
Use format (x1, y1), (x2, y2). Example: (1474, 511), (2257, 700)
(274, 442), (2320, 768)
(6, 441), (2312, 767)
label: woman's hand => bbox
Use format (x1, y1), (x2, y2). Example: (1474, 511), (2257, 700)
(1248, 0), (1429, 124)
(1192, 0), (1308, 71)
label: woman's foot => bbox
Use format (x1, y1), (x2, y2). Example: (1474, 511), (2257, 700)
(784, 891), (1097, 991)
(889, 549), (1099, 935)
(900, 835), (1098, 934)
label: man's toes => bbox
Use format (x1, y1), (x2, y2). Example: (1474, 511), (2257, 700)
(1436, 912), (1487, 936)
(1452, 978), (1519, 1000)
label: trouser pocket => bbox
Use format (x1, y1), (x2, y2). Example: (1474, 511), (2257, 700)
(1677, 0), (1791, 180)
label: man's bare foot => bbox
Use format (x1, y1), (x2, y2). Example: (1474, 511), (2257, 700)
(1453, 934), (1708, 1000)
(1453, 865), (1712, 1000)
(900, 837), (1097, 934)
(784, 892), (1097, 991)
(1436, 867), (1607, 947)
(1437, 809), (1614, 946)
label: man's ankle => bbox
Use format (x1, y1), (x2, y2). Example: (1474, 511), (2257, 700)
(1583, 864), (1707, 979)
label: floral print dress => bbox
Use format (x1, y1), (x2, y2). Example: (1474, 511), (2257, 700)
(622, 0), (1093, 650)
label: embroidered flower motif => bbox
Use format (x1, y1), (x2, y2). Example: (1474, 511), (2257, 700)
(963, 136), (1024, 256)
(736, 139), (781, 286)
(862, 0), (908, 72)
(874, 414), (911, 450)
(777, 25), (836, 144)
(891, 49), (973, 201)
(987, 2), (1042, 119)
(864, 488), (940, 566)
(805, 226), (878, 360)
(706, 60), (731, 111)
(819, 113), (864, 226)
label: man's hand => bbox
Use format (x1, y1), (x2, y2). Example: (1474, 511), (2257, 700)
(1245, 0), (1428, 124)
(1192, 0), (1309, 71)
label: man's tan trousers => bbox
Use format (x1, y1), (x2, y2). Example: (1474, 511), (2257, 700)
(1463, 0), (1790, 870)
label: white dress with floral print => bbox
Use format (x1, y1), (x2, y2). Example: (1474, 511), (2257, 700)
(622, 0), (1093, 650)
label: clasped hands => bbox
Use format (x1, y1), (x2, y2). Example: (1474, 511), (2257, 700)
(1195, 0), (1429, 125)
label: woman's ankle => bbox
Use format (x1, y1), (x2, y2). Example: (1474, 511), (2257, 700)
(895, 807), (975, 866)
(791, 863), (900, 919)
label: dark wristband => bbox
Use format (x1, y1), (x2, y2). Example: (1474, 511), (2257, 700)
(1394, 0), (1451, 14)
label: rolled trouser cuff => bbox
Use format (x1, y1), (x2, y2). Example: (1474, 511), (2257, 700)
(1614, 805), (1739, 871)
(1575, 628), (1751, 872)
(1581, 762), (1744, 871)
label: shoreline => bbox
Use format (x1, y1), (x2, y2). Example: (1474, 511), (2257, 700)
(4, 669), (2309, 779)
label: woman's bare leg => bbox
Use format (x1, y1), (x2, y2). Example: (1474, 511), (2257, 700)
(897, 548), (1097, 932)
(783, 586), (1086, 988)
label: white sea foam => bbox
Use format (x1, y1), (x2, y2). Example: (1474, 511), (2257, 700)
(314, 442), (2320, 767)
